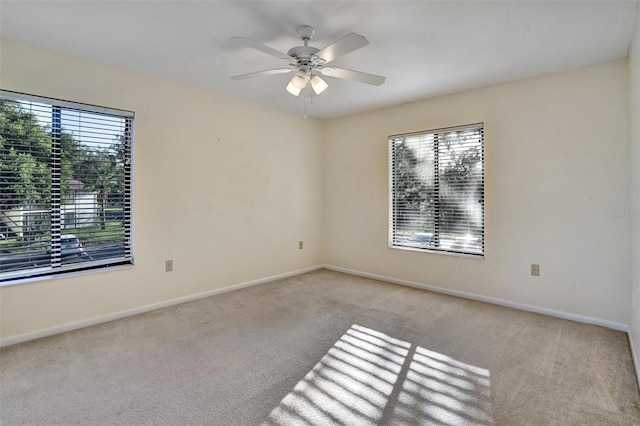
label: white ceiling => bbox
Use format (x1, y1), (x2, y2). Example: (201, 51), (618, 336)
(1, 0), (637, 119)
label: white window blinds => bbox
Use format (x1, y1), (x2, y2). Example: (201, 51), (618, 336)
(0, 90), (134, 282)
(389, 123), (484, 257)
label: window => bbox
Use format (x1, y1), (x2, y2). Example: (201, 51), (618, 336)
(0, 90), (133, 282)
(389, 123), (484, 257)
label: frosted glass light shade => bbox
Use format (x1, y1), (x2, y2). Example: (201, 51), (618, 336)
(286, 70), (308, 96)
(311, 75), (328, 95)
(291, 71), (308, 89)
(286, 80), (302, 96)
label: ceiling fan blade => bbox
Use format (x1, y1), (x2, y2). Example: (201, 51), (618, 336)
(231, 68), (293, 80)
(230, 37), (290, 60)
(321, 67), (386, 86)
(314, 33), (369, 63)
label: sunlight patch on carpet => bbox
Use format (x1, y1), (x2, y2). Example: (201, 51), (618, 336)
(263, 324), (492, 425)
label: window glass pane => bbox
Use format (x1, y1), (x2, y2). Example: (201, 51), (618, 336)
(60, 109), (128, 266)
(0, 99), (53, 272)
(438, 128), (483, 254)
(392, 135), (436, 249)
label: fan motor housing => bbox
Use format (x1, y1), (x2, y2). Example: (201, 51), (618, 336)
(287, 46), (320, 61)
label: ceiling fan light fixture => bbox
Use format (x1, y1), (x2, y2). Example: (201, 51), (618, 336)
(290, 70), (308, 90)
(231, 25), (386, 104)
(310, 75), (328, 95)
(285, 80), (302, 96)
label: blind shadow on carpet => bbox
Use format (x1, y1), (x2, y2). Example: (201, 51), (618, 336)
(263, 324), (492, 425)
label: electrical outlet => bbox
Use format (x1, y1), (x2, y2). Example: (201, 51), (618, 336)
(298, 241), (304, 250)
(165, 260), (173, 272)
(531, 264), (540, 277)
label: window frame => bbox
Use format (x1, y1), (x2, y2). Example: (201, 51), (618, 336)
(0, 90), (134, 284)
(388, 123), (485, 258)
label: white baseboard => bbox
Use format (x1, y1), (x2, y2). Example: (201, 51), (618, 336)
(629, 332), (640, 391)
(0, 264), (324, 348)
(2, 262), (633, 363)
(321, 264), (630, 332)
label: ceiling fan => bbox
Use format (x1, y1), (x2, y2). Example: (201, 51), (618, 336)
(230, 25), (385, 97)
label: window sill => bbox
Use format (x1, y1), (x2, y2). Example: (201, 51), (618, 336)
(389, 244), (484, 259)
(0, 262), (134, 288)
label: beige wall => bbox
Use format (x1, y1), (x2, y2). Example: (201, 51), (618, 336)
(0, 38), (324, 339)
(629, 3), (640, 378)
(0, 37), (634, 342)
(324, 59), (631, 324)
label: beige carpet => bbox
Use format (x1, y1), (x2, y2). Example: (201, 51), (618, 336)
(1, 269), (639, 425)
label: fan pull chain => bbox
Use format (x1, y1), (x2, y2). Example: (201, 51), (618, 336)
(303, 93), (308, 119)
(303, 85), (315, 119)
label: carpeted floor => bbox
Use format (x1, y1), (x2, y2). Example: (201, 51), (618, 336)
(1, 269), (639, 425)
